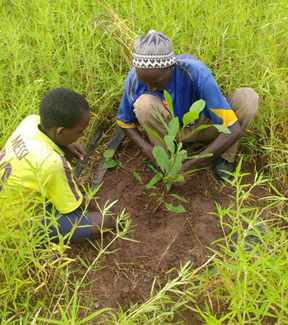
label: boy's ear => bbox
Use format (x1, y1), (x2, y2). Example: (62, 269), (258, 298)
(56, 127), (65, 137)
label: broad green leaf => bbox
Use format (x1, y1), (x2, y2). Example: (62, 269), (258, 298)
(213, 124), (231, 134)
(103, 149), (114, 160)
(170, 193), (188, 203)
(164, 202), (186, 213)
(102, 160), (119, 169)
(153, 146), (170, 173)
(146, 173), (163, 189)
(190, 99), (206, 112)
(168, 160), (182, 176)
(134, 171), (144, 185)
(164, 90), (174, 117)
(166, 183), (172, 191)
(164, 135), (175, 154)
(154, 109), (170, 132)
(143, 125), (165, 144)
(183, 99), (206, 127)
(167, 118), (179, 139)
(167, 149), (187, 176)
(177, 149), (187, 160)
(183, 110), (200, 128)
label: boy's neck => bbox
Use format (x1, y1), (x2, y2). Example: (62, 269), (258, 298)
(39, 125), (57, 144)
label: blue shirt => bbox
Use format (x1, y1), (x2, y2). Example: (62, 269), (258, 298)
(117, 54), (237, 128)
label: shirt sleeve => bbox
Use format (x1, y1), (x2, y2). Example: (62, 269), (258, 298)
(42, 155), (83, 214)
(199, 75), (238, 127)
(117, 71), (139, 128)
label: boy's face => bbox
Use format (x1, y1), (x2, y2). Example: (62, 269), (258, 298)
(57, 110), (91, 147)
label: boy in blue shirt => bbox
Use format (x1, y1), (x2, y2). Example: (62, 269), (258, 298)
(117, 31), (259, 181)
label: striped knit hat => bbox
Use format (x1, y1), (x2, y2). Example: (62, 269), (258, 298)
(132, 30), (176, 69)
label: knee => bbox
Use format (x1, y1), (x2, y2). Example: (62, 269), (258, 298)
(233, 88), (260, 118)
(133, 94), (162, 120)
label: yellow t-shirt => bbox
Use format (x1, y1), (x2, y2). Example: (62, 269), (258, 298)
(0, 115), (83, 216)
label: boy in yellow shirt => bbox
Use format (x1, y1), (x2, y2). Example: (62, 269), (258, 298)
(0, 88), (115, 242)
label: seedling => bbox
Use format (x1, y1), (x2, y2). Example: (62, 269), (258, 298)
(102, 149), (119, 169)
(135, 90), (231, 213)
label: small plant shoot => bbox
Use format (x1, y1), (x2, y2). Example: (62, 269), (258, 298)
(102, 149), (119, 169)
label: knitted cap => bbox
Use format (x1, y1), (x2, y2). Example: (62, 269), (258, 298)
(133, 30), (176, 69)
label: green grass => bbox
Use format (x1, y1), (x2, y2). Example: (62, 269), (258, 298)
(0, 0), (288, 323)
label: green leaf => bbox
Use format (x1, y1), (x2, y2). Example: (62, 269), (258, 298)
(181, 167), (206, 176)
(213, 124), (231, 134)
(134, 171), (144, 185)
(174, 175), (185, 182)
(164, 90), (174, 118)
(153, 146), (170, 173)
(103, 149), (114, 160)
(36, 319), (65, 325)
(190, 153), (213, 159)
(190, 99), (206, 112)
(170, 193), (188, 203)
(164, 202), (186, 213)
(164, 135), (175, 154)
(168, 150), (187, 176)
(146, 173), (163, 189)
(168, 161), (182, 176)
(154, 109), (170, 132)
(166, 183), (172, 191)
(167, 118), (179, 139)
(183, 99), (206, 127)
(143, 125), (165, 144)
(78, 308), (111, 324)
(183, 110), (200, 128)
(183, 124), (212, 139)
(77, 255), (88, 268)
(102, 160), (119, 169)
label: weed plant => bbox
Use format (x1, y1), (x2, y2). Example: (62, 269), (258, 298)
(0, 170), (132, 323)
(193, 161), (288, 324)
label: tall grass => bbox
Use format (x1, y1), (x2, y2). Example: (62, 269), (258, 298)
(1, 0), (287, 188)
(0, 0), (287, 323)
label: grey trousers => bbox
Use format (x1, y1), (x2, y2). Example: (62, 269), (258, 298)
(133, 88), (259, 163)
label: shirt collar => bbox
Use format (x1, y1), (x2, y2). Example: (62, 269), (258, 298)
(36, 125), (65, 156)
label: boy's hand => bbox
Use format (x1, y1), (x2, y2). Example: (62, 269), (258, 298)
(67, 143), (87, 160)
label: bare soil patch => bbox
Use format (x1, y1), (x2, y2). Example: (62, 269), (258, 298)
(69, 138), (264, 323)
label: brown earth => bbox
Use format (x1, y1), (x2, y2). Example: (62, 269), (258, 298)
(69, 138), (264, 323)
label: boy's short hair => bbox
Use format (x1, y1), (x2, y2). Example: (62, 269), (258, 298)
(39, 88), (90, 129)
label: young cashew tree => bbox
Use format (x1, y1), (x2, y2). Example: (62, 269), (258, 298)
(134, 90), (231, 213)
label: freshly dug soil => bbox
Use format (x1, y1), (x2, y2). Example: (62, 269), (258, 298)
(69, 138), (263, 323)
